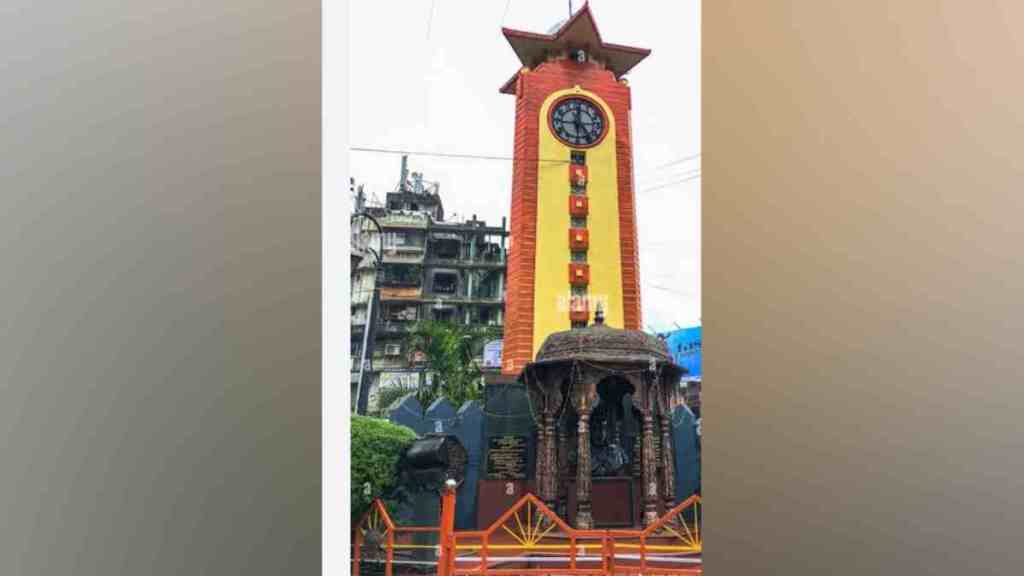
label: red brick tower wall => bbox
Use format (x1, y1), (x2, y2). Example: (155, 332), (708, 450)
(502, 59), (642, 375)
(502, 69), (540, 375)
(616, 91), (643, 331)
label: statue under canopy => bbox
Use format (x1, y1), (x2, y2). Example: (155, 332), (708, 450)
(522, 305), (687, 528)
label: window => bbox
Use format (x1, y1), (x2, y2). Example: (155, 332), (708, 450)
(571, 250), (587, 263)
(432, 272), (458, 294)
(571, 184), (587, 196)
(384, 343), (401, 356)
(571, 217), (587, 228)
(481, 243), (501, 262)
(383, 305), (417, 322)
(382, 265), (422, 286)
(384, 231), (407, 248)
(434, 239), (461, 259)
(571, 151), (586, 165)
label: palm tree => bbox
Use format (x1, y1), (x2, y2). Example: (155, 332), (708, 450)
(401, 320), (501, 411)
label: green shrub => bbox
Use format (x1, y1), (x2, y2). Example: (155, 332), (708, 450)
(351, 415), (418, 521)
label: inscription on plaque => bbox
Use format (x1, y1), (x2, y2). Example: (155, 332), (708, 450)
(487, 435), (528, 479)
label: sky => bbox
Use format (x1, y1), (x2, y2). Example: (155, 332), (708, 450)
(349, 0), (700, 332)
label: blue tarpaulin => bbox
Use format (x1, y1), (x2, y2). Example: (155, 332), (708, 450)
(664, 326), (701, 378)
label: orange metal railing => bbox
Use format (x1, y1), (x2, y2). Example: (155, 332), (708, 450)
(353, 484), (701, 576)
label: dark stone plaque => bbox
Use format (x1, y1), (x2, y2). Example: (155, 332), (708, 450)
(486, 435), (528, 479)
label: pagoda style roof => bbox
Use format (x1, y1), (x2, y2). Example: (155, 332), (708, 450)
(525, 309), (686, 379)
(499, 2), (650, 94)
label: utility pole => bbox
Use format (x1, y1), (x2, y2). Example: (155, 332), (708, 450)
(355, 282), (375, 413)
(353, 212), (383, 415)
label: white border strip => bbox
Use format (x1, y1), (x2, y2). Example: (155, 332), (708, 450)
(323, 0), (350, 574)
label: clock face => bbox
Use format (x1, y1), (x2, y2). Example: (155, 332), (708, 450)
(550, 97), (606, 147)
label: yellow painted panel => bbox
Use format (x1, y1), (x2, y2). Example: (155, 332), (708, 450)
(532, 87), (625, 359)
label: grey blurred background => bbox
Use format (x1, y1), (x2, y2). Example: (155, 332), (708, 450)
(705, 1), (1024, 574)
(5, 1), (1024, 575)
(1, 2), (320, 574)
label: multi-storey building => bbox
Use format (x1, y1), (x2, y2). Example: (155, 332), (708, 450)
(351, 159), (508, 414)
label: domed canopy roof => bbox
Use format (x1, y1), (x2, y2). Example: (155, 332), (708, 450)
(527, 309), (686, 377)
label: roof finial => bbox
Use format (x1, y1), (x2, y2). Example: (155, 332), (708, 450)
(593, 302), (605, 326)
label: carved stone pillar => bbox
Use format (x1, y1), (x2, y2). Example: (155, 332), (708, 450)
(557, 415), (569, 518)
(541, 411), (558, 510)
(526, 370), (549, 509)
(575, 411), (593, 529)
(641, 408), (659, 526)
(535, 418), (549, 503)
(657, 378), (678, 515)
(573, 378), (597, 529)
(660, 410), (677, 514)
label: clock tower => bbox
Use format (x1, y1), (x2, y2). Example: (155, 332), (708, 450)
(501, 3), (650, 374)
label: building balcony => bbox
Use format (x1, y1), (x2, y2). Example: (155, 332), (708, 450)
(382, 250), (425, 264)
(351, 356), (370, 371)
(424, 254), (506, 268)
(379, 212), (430, 229)
(423, 290), (504, 304)
(371, 356), (410, 371)
(378, 287), (423, 301)
(351, 290), (374, 305)
(377, 320), (416, 334)
(377, 279), (423, 289)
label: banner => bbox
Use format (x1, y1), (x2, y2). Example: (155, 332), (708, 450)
(665, 325), (701, 378)
(482, 339), (503, 368)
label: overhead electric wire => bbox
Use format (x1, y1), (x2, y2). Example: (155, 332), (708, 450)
(351, 146), (569, 164)
(351, 146), (698, 191)
(653, 152), (701, 170)
(637, 172), (701, 194)
(643, 281), (697, 298)
(637, 167), (701, 189)
(352, 146), (700, 172)
(646, 271), (697, 284)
